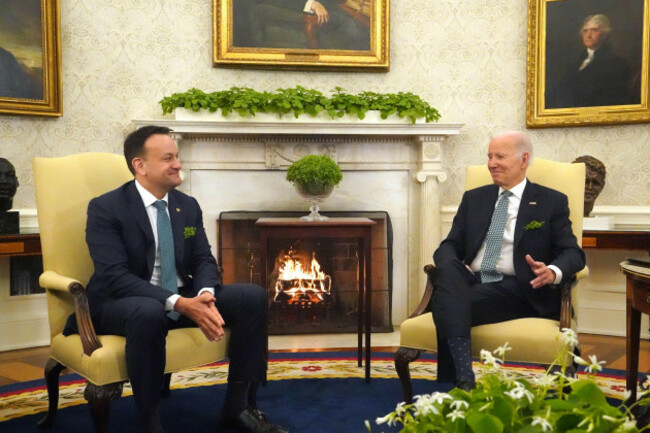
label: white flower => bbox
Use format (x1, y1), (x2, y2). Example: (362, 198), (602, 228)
(533, 374), (557, 387)
(446, 409), (466, 422)
(375, 412), (400, 427)
(480, 349), (502, 367)
(559, 328), (578, 346)
(394, 401), (407, 416)
(504, 383), (535, 403)
(493, 342), (512, 358)
(572, 352), (589, 366)
(413, 394), (440, 416)
(623, 390), (632, 401)
(375, 414), (391, 425)
(532, 416), (553, 432)
(618, 418), (637, 431)
(450, 400), (469, 410)
(431, 392), (453, 405)
(584, 354), (606, 373)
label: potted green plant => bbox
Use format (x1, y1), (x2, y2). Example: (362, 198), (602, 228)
(159, 86), (441, 124)
(286, 154), (343, 221)
(368, 329), (650, 433)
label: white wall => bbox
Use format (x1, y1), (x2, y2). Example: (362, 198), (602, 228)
(1, 0), (648, 210)
(1, 1), (648, 349)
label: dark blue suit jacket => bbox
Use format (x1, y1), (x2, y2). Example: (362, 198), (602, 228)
(434, 180), (586, 319)
(85, 180), (222, 317)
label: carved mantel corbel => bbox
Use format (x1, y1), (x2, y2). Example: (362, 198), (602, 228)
(414, 135), (448, 297)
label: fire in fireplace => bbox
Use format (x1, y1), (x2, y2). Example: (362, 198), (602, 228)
(273, 248), (332, 305)
(217, 211), (393, 335)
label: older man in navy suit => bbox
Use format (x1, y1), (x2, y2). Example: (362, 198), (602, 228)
(431, 131), (586, 390)
(84, 126), (287, 433)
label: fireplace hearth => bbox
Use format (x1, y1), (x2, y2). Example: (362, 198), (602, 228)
(218, 211), (393, 334)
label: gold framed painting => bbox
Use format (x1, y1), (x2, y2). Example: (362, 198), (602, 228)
(0, 0), (62, 117)
(526, 0), (650, 128)
(213, 0), (389, 70)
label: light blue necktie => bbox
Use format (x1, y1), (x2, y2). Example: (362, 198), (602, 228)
(480, 190), (512, 283)
(152, 200), (179, 320)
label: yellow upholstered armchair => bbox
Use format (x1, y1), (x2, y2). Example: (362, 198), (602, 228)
(33, 153), (229, 431)
(395, 158), (589, 403)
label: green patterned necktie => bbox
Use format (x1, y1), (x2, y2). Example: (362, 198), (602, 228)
(480, 190), (512, 283)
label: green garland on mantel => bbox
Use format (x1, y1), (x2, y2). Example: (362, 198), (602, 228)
(159, 86), (441, 124)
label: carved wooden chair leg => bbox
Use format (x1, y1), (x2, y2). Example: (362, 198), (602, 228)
(162, 372), (172, 397)
(84, 382), (124, 433)
(395, 347), (423, 404)
(37, 358), (67, 428)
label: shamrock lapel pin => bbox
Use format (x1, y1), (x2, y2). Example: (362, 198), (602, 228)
(524, 220), (545, 231)
(184, 226), (196, 239)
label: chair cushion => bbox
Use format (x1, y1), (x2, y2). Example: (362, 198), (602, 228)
(399, 313), (576, 365)
(51, 328), (230, 386)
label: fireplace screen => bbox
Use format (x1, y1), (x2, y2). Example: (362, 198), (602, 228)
(218, 211), (393, 335)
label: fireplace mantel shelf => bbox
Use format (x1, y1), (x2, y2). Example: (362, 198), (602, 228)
(134, 119), (463, 137)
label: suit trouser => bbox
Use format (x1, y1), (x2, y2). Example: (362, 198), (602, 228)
(93, 283), (267, 424)
(431, 258), (537, 382)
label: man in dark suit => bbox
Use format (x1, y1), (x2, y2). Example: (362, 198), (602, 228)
(84, 125), (287, 433)
(431, 131), (586, 389)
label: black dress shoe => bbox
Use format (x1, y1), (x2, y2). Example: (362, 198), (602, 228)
(221, 407), (289, 433)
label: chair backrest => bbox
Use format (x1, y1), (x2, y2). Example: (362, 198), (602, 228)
(465, 158), (586, 246)
(33, 153), (133, 337)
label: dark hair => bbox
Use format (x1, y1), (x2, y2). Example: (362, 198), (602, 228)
(123, 125), (173, 175)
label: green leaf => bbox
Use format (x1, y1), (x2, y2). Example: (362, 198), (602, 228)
(466, 413), (504, 433)
(555, 413), (583, 431)
(159, 86), (440, 122)
(568, 380), (608, 407)
(489, 397), (515, 428)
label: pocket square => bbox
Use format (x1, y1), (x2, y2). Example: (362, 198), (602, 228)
(529, 202), (537, 205)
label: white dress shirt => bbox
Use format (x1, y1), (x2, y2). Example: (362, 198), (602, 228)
(134, 180), (214, 312)
(469, 178), (562, 284)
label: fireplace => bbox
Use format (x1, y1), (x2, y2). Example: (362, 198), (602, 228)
(218, 211), (393, 334)
(133, 118), (462, 328)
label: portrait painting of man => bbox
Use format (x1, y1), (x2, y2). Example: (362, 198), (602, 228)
(0, 0), (44, 101)
(544, 0), (644, 109)
(232, 0), (371, 51)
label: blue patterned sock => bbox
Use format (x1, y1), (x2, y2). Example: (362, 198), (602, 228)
(447, 337), (475, 384)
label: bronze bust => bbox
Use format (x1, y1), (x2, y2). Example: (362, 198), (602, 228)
(0, 158), (19, 212)
(573, 155), (606, 217)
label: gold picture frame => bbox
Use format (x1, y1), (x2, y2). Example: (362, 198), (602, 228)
(526, 0), (649, 128)
(0, 0), (62, 117)
(213, 0), (389, 71)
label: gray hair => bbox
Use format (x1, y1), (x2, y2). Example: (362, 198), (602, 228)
(583, 14), (612, 38)
(490, 131), (534, 162)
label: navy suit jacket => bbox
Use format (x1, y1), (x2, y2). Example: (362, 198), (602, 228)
(434, 180), (586, 319)
(85, 180), (222, 317)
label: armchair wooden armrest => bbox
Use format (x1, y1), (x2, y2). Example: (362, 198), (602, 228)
(408, 265), (436, 318)
(39, 270), (102, 357)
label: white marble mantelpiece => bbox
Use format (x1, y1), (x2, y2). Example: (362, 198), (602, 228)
(133, 118), (462, 324)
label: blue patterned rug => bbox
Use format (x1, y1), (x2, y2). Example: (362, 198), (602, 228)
(0, 351), (631, 432)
